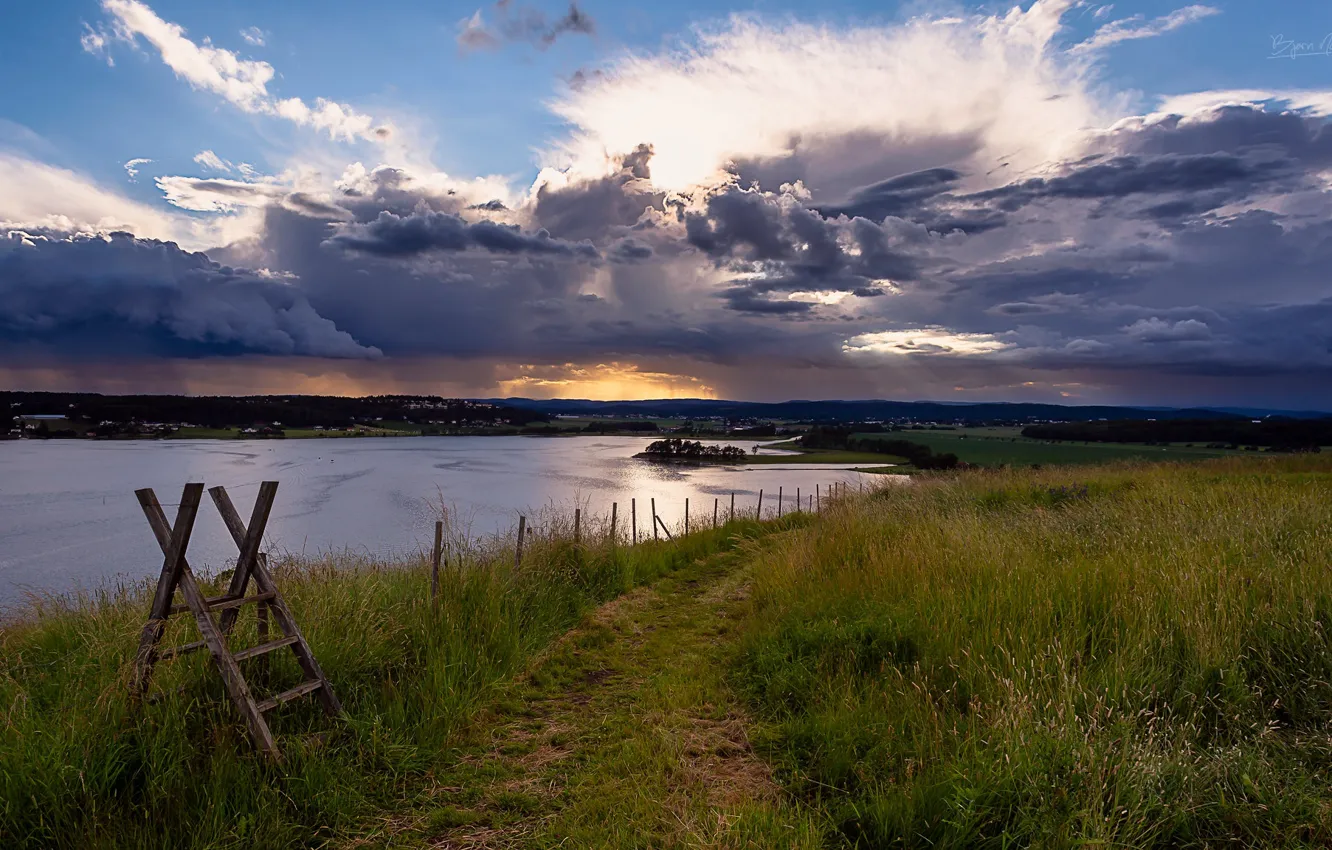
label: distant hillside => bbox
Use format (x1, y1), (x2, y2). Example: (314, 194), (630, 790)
(479, 398), (1331, 423)
(1, 392), (548, 430)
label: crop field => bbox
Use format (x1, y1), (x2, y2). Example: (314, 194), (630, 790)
(857, 426), (1259, 467)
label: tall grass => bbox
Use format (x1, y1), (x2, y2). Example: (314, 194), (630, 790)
(0, 502), (776, 849)
(735, 455), (1332, 847)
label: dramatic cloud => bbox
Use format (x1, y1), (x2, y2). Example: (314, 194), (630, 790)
(84, 0), (391, 143)
(325, 209), (599, 258)
(545, 4), (1103, 193)
(0, 232), (379, 360)
(0, 151), (237, 248)
(155, 175), (287, 212)
(457, 2), (595, 53)
(18, 1), (1332, 405)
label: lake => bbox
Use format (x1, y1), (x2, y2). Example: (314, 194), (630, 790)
(0, 436), (886, 609)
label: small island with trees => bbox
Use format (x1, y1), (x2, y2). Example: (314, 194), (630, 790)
(634, 438), (749, 464)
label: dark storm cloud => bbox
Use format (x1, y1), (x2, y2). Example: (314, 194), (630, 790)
(18, 101), (1332, 405)
(281, 192), (353, 220)
(530, 144), (665, 242)
(720, 286), (814, 315)
(963, 152), (1289, 213)
(608, 237), (654, 262)
(684, 186), (926, 311)
(0, 232), (379, 359)
(816, 167), (963, 220)
(457, 1), (595, 53)
(324, 209), (599, 259)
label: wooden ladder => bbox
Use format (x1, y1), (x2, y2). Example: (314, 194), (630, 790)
(130, 481), (340, 761)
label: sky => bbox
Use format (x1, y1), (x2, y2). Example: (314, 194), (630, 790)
(1, 0), (1330, 406)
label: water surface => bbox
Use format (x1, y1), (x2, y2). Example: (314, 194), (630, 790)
(0, 436), (885, 607)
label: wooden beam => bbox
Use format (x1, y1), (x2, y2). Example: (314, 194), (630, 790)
(212, 482), (277, 635)
(131, 483), (203, 700)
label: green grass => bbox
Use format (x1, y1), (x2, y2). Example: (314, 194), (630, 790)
(857, 426), (1250, 467)
(0, 509), (779, 849)
(392, 536), (827, 848)
(742, 448), (909, 466)
(7, 455), (1332, 848)
(734, 455), (1332, 847)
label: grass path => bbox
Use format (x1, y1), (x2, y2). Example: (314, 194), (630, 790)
(366, 546), (825, 849)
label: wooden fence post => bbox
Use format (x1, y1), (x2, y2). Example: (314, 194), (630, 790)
(632, 498), (637, 545)
(730, 491), (735, 522)
(515, 515), (526, 568)
(685, 498), (689, 535)
(778, 486), (783, 518)
(610, 502), (618, 545)
(757, 489), (763, 521)
(651, 498), (659, 541)
(816, 485), (821, 512)
(574, 508), (581, 545)
(713, 498), (718, 529)
(797, 487), (801, 513)
(431, 520), (443, 604)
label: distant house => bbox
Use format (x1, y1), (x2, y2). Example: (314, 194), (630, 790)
(20, 414), (79, 433)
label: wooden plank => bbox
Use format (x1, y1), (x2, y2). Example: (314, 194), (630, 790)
(212, 482), (277, 635)
(211, 491), (343, 718)
(610, 502), (617, 545)
(257, 680), (322, 713)
(169, 591), (275, 615)
(757, 489), (763, 521)
(651, 498), (659, 541)
(131, 484), (204, 700)
(232, 635), (299, 662)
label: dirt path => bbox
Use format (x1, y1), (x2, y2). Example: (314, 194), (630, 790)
(386, 549), (824, 849)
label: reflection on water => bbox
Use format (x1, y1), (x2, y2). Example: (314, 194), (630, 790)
(0, 436), (899, 606)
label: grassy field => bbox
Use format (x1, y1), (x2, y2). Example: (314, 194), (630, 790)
(744, 448), (909, 466)
(0, 506), (790, 849)
(737, 455), (1332, 846)
(858, 426), (1257, 467)
(4, 455), (1331, 847)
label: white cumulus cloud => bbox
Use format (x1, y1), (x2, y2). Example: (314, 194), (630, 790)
(84, 0), (391, 144)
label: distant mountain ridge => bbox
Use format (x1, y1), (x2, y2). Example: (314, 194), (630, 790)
(479, 398), (1332, 422)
